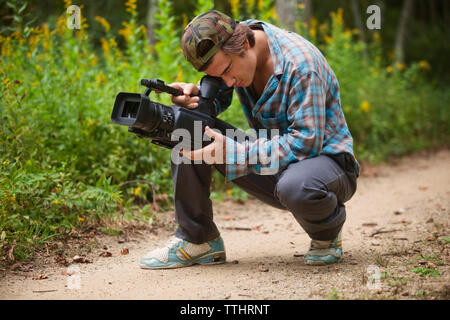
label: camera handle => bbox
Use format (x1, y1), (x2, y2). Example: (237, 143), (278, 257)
(140, 79), (196, 98)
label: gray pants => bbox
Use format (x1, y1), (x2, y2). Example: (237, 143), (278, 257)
(171, 153), (357, 243)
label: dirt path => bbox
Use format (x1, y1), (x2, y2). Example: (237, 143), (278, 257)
(1, 150), (449, 300)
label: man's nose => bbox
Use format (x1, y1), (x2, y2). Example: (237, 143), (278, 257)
(222, 75), (235, 87)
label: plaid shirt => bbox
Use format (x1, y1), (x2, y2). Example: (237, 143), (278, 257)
(214, 20), (359, 181)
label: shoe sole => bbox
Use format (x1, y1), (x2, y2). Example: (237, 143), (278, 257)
(305, 257), (342, 266)
(140, 251), (226, 270)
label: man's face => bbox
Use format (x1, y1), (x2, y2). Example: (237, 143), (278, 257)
(203, 45), (256, 88)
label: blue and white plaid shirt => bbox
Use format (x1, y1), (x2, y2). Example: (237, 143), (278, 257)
(213, 20), (359, 181)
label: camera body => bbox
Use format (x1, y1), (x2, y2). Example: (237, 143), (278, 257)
(111, 76), (236, 150)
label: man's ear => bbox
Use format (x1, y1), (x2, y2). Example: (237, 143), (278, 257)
(244, 38), (250, 50)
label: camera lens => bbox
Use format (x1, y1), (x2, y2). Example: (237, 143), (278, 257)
(121, 100), (140, 119)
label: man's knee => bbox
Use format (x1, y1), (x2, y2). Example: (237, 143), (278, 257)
(275, 175), (334, 221)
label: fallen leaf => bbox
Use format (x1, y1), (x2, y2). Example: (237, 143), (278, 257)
(258, 265), (269, 272)
(224, 216), (232, 221)
(155, 193), (168, 202)
(54, 254), (69, 266)
(60, 270), (76, 276)
(418, 186), (428, 191)
(32, 274), (48, 280)
(10, 262), (33, 272)
(72, 255), (91, 263)
(99, 251), (112, 257)
(120, 248), (129, 255)
(362, 222), (378, 227)
(8, 240), (16, 262)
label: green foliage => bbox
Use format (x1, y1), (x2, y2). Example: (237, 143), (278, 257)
(411, 267), (441, 277)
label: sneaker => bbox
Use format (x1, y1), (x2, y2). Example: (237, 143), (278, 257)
(304, 231), (342, 266)
(140, 235), (226, 269)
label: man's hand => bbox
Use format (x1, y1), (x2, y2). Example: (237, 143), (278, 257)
(165, 82), (200, 109)
(181, 126), (226, 164)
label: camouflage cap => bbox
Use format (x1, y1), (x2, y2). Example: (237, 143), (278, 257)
(182, 10), (237, 70)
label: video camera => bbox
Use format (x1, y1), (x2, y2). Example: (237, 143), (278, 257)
(111, 76), (239, 150)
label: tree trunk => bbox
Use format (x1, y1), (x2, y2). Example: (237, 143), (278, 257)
(275, 0), (298, 31)
(394, 0), (414, 64)
(299, 0), (312, 34)
(146, 0), (158, 47)
(350, 0), (368, 59)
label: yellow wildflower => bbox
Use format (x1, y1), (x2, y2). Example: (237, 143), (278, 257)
(57, 16), (66, 35)
(182, 13), (188, 28)
(125, 0), (137, 16)
(100, 38), (110, 55)
(51, 226), (57, 230)
(2, 161), (9, 165)
(53, 200), (59, 205)
(386, 65), (393, 73)
(119, 22), (133, 42)
(360, 101), (370, 113)
(336, 8), (344, 26)
(418, 60), (431, 71)
(309, 17), (318, 39)
(2, 78), (10, 88)
(395, 62), (406, 71)
(96, 72), (107, 85)
(78, 217), (85, 222)
(10, 196), (16, 202)
(134, 187), (141, 196)
(298, 3), (305, 9)
(95, 16), (110, 32)
(230, 0), (241, 17)
(226, 189), (233, 196)
(140, 25), (147, 36)
(258, 0), (264, 11)
(91, 54), (98, 66)
(176, 69), (183, 82)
